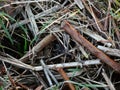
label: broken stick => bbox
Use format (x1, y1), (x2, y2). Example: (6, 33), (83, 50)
(61, 20), (120, 73)
(20, 34), (56, 62)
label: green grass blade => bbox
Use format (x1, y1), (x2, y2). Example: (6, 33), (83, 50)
(0, 18), (14, 45)
(22, 34), (28, 52)
(0, 86), (3, 90)
(0, 12), (28, 38)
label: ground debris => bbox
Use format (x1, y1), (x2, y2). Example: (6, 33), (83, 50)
(0, 0), (120, 90)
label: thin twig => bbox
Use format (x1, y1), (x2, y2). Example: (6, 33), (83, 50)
(102, 70), (116, 90)
(103, 0), (111, 31)
(57, 68), (75, 90)
(97, 45), (120, 57)
(0, 0), (50, 9)
(34, 59), (101, 71)
(0, 53), (34, 70)
(16, 82), (29, 90)
(81, 0), (104, 32)
(9, 1), (67, 30)
(0, 53), (101, 71)
(41, 60), (58, 85)
(26, 4), (39, 36)
(41, 60), (53, 86)
(76, 27), (112, 47)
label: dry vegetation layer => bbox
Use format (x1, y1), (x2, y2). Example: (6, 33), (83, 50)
(0, 0), (120, 90)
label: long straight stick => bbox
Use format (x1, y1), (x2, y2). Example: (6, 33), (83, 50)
(61, 20), (120, 73)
